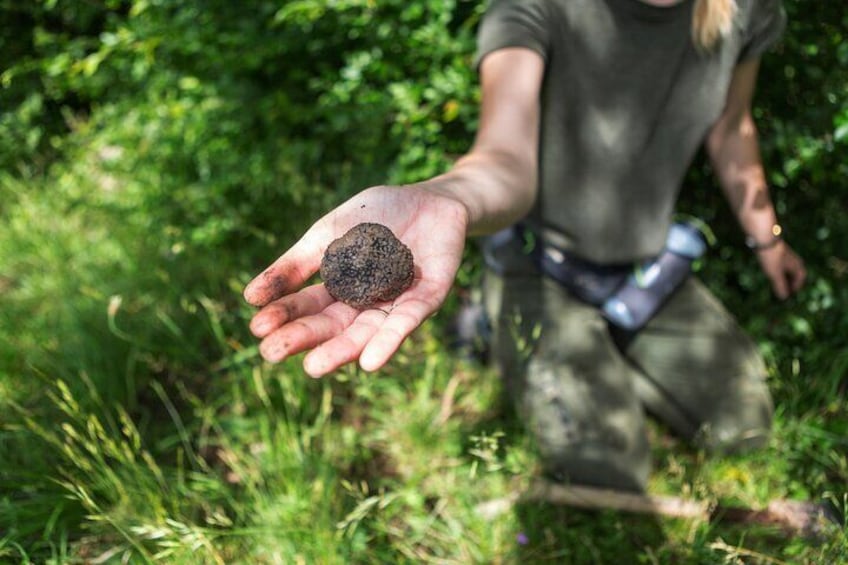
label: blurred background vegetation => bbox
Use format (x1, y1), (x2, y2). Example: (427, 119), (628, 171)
(1, 0), (845, 562)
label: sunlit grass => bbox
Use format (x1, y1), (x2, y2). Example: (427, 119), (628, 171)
(2, 149), (846, 564)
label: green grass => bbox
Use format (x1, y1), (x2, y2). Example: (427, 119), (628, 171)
(2, 149), (847, 564)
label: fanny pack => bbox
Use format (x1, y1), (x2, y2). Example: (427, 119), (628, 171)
(483, 222), (707, 332)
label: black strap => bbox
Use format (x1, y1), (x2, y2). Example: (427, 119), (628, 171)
(484, 224), (630, 306)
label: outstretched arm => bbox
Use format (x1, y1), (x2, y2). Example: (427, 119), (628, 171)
(243, 48), (545, 376)
(706, 57), (806, 299)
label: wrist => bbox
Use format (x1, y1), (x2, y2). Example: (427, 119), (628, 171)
(745, 223), (783, 252)
(416, 178), (476, 225)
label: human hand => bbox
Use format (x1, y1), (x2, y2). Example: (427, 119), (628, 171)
(756, 241), (806, 300)
(243, 184), (469, 377)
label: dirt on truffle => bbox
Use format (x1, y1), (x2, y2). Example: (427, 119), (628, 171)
(320, 223), (415, 309)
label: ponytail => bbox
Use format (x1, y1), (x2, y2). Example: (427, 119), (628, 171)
(692, 0), (737, 51)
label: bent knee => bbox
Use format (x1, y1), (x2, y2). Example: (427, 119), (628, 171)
(694, 384), (774, 453)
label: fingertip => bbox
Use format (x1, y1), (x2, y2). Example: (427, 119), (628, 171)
(303, 354), (328, 378)
(359, 348), (387, 373)
(259, 339), (286, 364)
(244, 270), (288, 307)
(243, 281), (265, 307)
(249, 315), (272, 338)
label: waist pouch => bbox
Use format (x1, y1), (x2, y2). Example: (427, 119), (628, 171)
(483, 223), (707, 331)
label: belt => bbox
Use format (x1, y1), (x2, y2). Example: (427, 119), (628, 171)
(484, 222), (707, 332)
(483, 223), (630, 306)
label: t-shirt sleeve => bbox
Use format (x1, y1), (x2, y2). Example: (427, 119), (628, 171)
(474, 0), (551, 70)
(737, 0), (787, 61)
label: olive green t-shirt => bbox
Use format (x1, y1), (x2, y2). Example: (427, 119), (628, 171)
(476, 0), (786, 263)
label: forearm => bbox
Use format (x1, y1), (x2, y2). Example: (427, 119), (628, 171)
(707, 111), (806, 298)
(707, 111), (782, 247)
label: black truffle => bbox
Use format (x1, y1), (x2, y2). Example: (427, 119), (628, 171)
(320, 223), (415, 309)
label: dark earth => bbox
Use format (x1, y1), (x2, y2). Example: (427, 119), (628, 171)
(320, 223), (415, 309)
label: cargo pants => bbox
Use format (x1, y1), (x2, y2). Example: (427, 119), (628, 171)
(482, 236), (774, 492)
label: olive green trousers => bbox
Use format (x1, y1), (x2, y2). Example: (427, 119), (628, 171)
(483, 248), (773, 492)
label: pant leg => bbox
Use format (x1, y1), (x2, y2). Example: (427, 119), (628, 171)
(621, 277), (774, 452)
(483, 249), (651, 491)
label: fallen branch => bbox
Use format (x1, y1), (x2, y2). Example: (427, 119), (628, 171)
(475, 480), (840, 540)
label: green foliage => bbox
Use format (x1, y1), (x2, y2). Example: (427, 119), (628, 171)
(1, 0), (846, 562)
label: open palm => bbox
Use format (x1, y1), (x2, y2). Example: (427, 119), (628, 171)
(243, 184), (469, 377)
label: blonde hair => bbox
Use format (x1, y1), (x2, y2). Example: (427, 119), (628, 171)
(692, 0), (738, 51)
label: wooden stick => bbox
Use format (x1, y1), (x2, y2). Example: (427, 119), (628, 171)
(527, 481), (710, 519)
(475, 480), (838, 539)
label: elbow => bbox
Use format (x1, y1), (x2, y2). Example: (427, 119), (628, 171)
(496, 148), (538, 222)
(453, 144), (539, 233)
(707, 109), (757, 159)
(706, 117), (732, 160)
(504, 144), (539, 204)
(705, 125), (724, 161)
